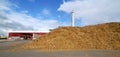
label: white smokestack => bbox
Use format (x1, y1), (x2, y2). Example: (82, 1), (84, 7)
(72, 10), (74, 27)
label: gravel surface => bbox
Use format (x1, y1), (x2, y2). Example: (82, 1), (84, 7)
(0, 40), (120, 57)
(0, 40), (30, 50)
(0, 50), (120, 57)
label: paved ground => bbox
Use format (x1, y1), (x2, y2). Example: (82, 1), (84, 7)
(0, 40), (29, 50)
(0, 40), (120, 57)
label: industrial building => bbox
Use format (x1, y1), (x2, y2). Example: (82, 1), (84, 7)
(8, 31), (49, 40)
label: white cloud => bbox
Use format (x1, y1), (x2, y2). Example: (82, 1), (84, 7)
(58, 0), (120, 26)
(0, 0), (19, 11)
(0, 0), (11, 10)
(42, 9), (50, 15)
(6, 11), (60, 31)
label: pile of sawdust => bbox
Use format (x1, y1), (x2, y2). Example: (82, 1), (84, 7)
(21, 22), (120, 50)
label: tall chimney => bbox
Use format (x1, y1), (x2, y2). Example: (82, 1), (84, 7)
(72, 10), (74, 27)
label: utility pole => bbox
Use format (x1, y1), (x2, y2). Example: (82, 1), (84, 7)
(72, 10), (74, 27)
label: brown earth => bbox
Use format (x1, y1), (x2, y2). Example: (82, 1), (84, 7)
(20, 22), (120, 50)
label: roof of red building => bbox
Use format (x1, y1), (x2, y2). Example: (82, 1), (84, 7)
(8, 31), (50, 33)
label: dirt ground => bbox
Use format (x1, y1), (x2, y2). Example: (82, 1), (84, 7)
(0, 40), (120, 57)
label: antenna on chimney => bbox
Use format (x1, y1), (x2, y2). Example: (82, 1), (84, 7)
(71, 10), (74, 27)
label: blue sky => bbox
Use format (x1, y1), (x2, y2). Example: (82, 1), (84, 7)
(0, 0), (120, 35)
(10, 0), (62, 16)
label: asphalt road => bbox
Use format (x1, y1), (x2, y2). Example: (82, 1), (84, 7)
(0, 40), (120, 57)
(0, 40), (29, 50)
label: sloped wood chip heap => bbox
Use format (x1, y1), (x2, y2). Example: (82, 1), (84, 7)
(21, 22), (120, 50)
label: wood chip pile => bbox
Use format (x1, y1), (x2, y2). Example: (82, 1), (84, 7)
(21, 22), (120, 50)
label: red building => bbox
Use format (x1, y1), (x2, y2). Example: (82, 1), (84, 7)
(8, 31), (49, 40)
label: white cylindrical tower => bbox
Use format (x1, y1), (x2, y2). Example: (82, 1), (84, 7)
(72, 10), (74, 27)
